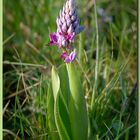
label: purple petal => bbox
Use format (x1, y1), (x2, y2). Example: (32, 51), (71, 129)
(50, 33), (57, 42)
(69, 49), (76, 61)
(65, 33), (75, 41)
(57, 35), (65, 48)
(62, 23), (67, 32)
(49, 33), (58, 46)
(60, 52), (68, 59)
(62, 40), (68, 46)
(64, 49), (76, 63)
(65, 57), (71, 63)
(67, 24), (74, 34)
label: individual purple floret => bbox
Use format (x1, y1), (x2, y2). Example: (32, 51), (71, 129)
(49, 33), (58, 46)
(48, 0), (84, 63)
(60, 49), (76, 63)
(60, 52), (68, 59)
(64, 49), (76, 63)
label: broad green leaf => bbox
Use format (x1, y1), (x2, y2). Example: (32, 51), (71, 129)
(51, 66), (72, 140)
(47, 83), (59, 140)
(58, 65), (70, 106)
(51, 66), (60, 101)
(54, 90), (72, 140)
(66, 63), (88, 140)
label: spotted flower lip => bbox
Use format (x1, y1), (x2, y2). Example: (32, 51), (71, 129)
(49, 32), (75, 48)
(63, 33), (75, 41)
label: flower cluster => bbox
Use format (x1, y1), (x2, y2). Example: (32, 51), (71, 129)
(49, 0), (84, 63)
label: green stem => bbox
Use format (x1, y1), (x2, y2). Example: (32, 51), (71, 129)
(91, 0), (99, 110)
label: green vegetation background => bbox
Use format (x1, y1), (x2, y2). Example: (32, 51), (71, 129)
(3, 0), (137, 139)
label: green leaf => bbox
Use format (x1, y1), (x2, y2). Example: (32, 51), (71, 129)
(66, 63), (88, 140)
(54, 90), (72, 140)
(58, 65), (70, 106)
(47, 83), (59, 140)
(51, 66), (60, 101)
(51, 66), (72, 140)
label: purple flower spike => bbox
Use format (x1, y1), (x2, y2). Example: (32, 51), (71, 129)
(64, 49), (76, 63)
(49, 33), (58, 46)
(48, 0), (84, 63)
(54, 0), (84, 48)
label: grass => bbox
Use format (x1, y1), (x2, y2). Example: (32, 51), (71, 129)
(3, 0), (137, 139)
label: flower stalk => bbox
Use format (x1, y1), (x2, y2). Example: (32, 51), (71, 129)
(91, 0), (100, 110)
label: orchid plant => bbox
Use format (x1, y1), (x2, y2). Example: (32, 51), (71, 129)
(47, 0), (88, 140)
